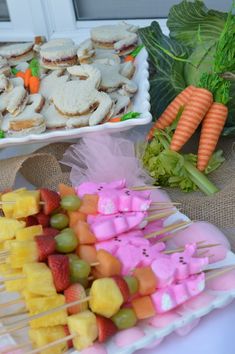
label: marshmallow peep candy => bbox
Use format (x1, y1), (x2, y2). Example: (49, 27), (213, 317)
(75, 180), (126, 197)
(166, 221), (230, 263)
(115, 243), (165, 275)
(151, 273), (205, 313)
(95, 229), (149, 255)
(151, 244), (208, 288)
(88, 212), (147, 241)
(98, 188), (151, 214)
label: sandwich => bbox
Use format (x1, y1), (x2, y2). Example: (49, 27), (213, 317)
(0, 42), (34, 65)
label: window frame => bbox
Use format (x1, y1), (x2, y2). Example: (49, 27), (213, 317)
(0, 0), (49, 42)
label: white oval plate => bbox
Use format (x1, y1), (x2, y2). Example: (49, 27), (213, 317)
(0, 48), (152, 149)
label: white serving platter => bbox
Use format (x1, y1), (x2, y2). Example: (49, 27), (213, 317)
(0, 48), (152, 149)
(1, 210), (235, 353)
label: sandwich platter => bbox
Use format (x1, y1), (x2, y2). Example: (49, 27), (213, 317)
(1, 209), (235, 354)
(0, 26), (152, 149)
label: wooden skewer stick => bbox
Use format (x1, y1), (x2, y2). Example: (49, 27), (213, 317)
(1, 341), (32, 354)
(1, 308), (28, 320)
(145, 220), (191, 239)
(0, 297), (24, 308)
(145, 210), (176, 222)
(206, 265), (235, 280)
(0, 296), (91, 335)
(151, 201), (181, 206)
(0, 285), (6, 292)
(0, 274), (25, 284)
(164, 243), (221, 255)
(25, 333), (76, 354)
(131, 185), (161, 191)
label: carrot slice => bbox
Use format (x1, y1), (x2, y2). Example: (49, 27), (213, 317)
(24, 68), (32, 88)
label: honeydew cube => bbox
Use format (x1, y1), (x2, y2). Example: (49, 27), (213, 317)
(1, 189), (26, 218)
(89, 278), (123, 318)
(23, 263), (56, 297)
(67, 310), (98, 351)
(13, 190), (40, 218)
(28, 295), (67, 328)
(16, 225), (43, 241)
(0, 217), (26, 242)
(9, 240), (38, 269)
(29, 326), (68, 354)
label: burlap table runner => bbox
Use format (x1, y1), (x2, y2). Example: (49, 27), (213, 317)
(0, 138), (234, 230)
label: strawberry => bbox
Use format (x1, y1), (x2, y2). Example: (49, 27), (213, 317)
(35, 213), (50, 227)
(96, 315), (118, 343)
(112, 276), (130, 302)
(48, 254), (70, 292)
(25, 215), (38, 226)
(63, 325), (73, 348)
(35, 235), (56, 262)
(42, 227), (60, 238)
(40, 188), (61, 215)
(64, 283), (88, 315)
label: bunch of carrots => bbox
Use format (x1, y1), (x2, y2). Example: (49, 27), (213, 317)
(147, 85), (229, 172)
(14, 59), (40, 95)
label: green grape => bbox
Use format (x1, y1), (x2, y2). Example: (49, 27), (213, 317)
(55, 230), (78, 253)
(69, 258), (91, 279)
(123, 276), (139, 295)
(67, 253), (80, 264)
(111, 308), (137, 330)
(50, 213), (69, 230)
(61, 228), (76, 236)
(61, 195), (81, 211)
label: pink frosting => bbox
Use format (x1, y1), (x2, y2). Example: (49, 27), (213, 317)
(175, 318), (200, 336)
(149, 311), (180, 328)
(206, 269), (235, 291)
(114, 327), (145, 347)
(166, 221), (230, 264)
(81, 343), (107, 354)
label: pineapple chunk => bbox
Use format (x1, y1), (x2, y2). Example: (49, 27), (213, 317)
(9, 240), (38, 268)
(1, 189), (40, 218)
(23, 263), (56, 297)
(0, 263), (12, 274)
(89, 278), (123, 318)
(28, 295), (67, 328)
(13, 190), (40, 218)
(1, 189), (26, 218)
(67, 310), (98, 351)
(21, 289), (39, 302)
(5, 269), (27, 292)
(0, 217), (25, 242)
(16, 225), (43, 241)
(29, 326), (68, 354)
(4, 239), (14, 250)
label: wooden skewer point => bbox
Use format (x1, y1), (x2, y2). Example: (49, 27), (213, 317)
(145, 210), (176, 222)
(164, 243), (221, 255)
(131, 185), (161, 191)
(206, 265), (235, 281)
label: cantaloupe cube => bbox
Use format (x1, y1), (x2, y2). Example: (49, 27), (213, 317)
(73, 221), (96, 244)
(58, 183), (76, 197)
(29, 326), (68, 354)
(9, 240), (38, 268)
(76, 245), (97, 264)
(79, 194), (98, 215)
(28, 295), (67, 328)
(133, 267), (157, 295)
(96, 249), (121, 277)
(131, 296), (156, 319)
(67, 311), (98, 350)
(89, 278), (123, 318)
(23, 263), (56, 297)
(0, 217), (26, 242)
(15, 225), (43, 241)
(68, 211), (86, 228)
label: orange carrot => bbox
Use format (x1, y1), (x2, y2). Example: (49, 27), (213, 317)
(170, 88), (213, 152)
(197, 102), (228, 171)
(109, 117), (121, 123)
(124, 55), (134, 62)
(29, 76), (40, 94)
(16, 71), (25, 80)
(147, 85), (196, 141)
(24, 68), (32, 88)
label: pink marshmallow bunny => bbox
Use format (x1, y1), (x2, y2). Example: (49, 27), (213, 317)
(75, 179), (126, 198)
